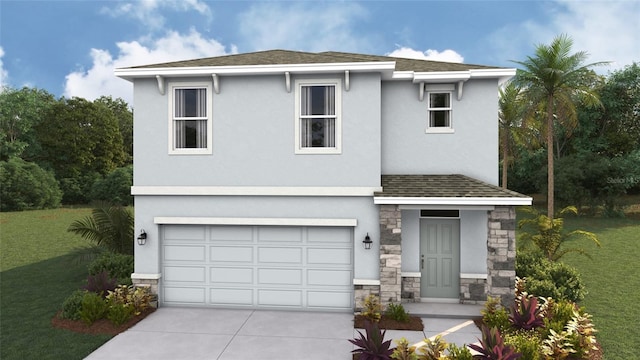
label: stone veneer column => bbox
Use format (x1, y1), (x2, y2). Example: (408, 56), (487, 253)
(379, 204), (402, 305)
(486, 206), (517, 306)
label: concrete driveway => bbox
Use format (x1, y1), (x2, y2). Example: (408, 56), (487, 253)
(85, 307), (354, 360)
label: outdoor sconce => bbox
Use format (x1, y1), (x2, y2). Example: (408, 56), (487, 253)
(363, 233), (373, 250)
(137, 230), (147, 246)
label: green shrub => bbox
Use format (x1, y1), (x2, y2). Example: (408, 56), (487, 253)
(59, 172), (101, 205)
(88, 252), (134, 285)
(60, 290), (86, 320)
(385, 302), (410, 323)
(446, 343), (473, 360)
(362, 294), (382, 323)
(107, 303), (135, 325)
(0, 158), (62, 211)
(79, 292), (108, 325)
(90, 166), (133, 206)
(504, 331), (543, 360)
(516, 251), (586, 302)
(481, 296), (510, 334)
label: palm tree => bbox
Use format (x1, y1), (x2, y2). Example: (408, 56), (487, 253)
(68, 202), (134, 255)
(512, 34), (607, 218)
(498, 81), (525, 189)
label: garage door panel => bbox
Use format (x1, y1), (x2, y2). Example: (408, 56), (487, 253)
(210, 267), (253, 284)
(307, 248), (352, 265)
(258, 289), (302, 306)
(257, 227), (303, 243)
(308, 227), (351, 243)
(307, 291), (352, 308)
(162, 225), (353, 310)
(164, 226), (206, 241)
(164, 245), (206, 261)
(307, 269), (352, 286)
(258, 247), (302, 263)
(210, 226), (253, 242)
(164, 266), (206, 282)
(164, 286), (206, 304)
(210, 246), (253, 263)
(210, 288), (253, 305)
(258, 268), (302, 285)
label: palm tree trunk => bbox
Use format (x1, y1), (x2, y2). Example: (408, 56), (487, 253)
(547, 95), (555, 218)
(502, 131), (508, 189)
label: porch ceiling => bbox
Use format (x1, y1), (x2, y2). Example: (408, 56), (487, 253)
(373, 174), (532, 206)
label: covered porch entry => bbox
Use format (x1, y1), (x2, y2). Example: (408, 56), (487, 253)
(372, 174), (532, 307)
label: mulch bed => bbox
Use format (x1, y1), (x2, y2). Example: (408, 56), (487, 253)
(51, 308), (156, 336)
(353, 314), (424, 331)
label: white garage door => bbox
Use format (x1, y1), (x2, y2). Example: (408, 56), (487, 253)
(161, 225), (354, 311)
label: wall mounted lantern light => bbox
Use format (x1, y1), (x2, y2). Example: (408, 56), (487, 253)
(363, 233), (373, 250)
(137, 230), (147, 246)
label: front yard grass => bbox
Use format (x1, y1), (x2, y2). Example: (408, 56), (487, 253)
(559, 216), (640, 359)
(1, 208), (112, 360)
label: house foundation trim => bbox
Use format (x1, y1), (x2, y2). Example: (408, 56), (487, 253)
(153, 217), (357, 227)
(353, 279), (380, 286)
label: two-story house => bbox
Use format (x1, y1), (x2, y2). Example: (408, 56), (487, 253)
(115, 50), (531, 312)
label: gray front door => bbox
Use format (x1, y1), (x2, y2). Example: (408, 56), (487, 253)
(420, 219), (460, 299)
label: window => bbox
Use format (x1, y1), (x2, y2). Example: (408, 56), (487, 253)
(427, 92), (453, 133)
(295, 79), (342, 154)
(169, 82), (212, 154)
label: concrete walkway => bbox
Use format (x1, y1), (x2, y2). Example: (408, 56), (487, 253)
(85, 305), (482, 360)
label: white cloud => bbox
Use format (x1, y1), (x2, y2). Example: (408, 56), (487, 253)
(386, 47), (464, 63)
(237, 2), (371, 52)
(0, 47), (8, 87)
(487, 0), (639, 71)
(64, 29), (234, 103)
(101, 0), (211, 30)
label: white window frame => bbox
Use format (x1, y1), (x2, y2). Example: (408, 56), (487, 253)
(426, 91), (454, 134)
(294, 79), (342, 154)
(168, 81), (213, 155)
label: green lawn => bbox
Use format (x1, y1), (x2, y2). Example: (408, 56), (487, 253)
(0, 208), (112, 360)
(559, 216), (640, 359)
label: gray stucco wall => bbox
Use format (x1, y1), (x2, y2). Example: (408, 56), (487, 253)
(400, 209), (487, 274)
(380, 79), (499, 185)
(134, 196), (381, 280)
(133, 73), (381, 187)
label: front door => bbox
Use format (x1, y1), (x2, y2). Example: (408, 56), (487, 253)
(420, 219), (460, 299)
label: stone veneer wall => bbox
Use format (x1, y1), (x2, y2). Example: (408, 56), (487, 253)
(401, 276), (420, 302)
(486, 206), (517, 306)
(460, 277), (487, 304)
(379, 204), (402, 305)
(354, 285), (380, 311)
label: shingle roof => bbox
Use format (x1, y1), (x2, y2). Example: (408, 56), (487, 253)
(375, 174), (529, 198)
(129, 49), (504, 72)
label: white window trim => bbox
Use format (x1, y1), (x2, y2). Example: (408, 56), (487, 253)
(168, 81), (213, 155)
(294, 79), (342, 154)
(426, 91), (454, 134)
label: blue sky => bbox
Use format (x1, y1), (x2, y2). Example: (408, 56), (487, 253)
(1, 0), (638, 104)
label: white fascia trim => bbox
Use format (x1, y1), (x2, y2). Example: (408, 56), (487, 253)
(131, 273), (162, 280)
(460, 273), (488, 280)
(413, 71), (471, 83)
(399, 205), (495, 211)
(154, 217), (358, 227)
(115, 62), (396, 81)
(353, 279), (381, 286)
(132, 186), (382, 196)
(401, 272), (421, 278)
(374, 196), (533, 206)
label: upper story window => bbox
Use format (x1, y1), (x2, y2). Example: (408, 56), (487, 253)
(169, 82), (213, 155)
(295, 79), (342, 154)
(426, 92), (454, 133)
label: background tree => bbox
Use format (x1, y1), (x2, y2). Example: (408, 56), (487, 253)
(513, 34), (608, 218)
(0, 86), (55, 161)
(35, 97), (127, 203)
(499, 81), (525, 189)
(95, 96), (133, 163)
